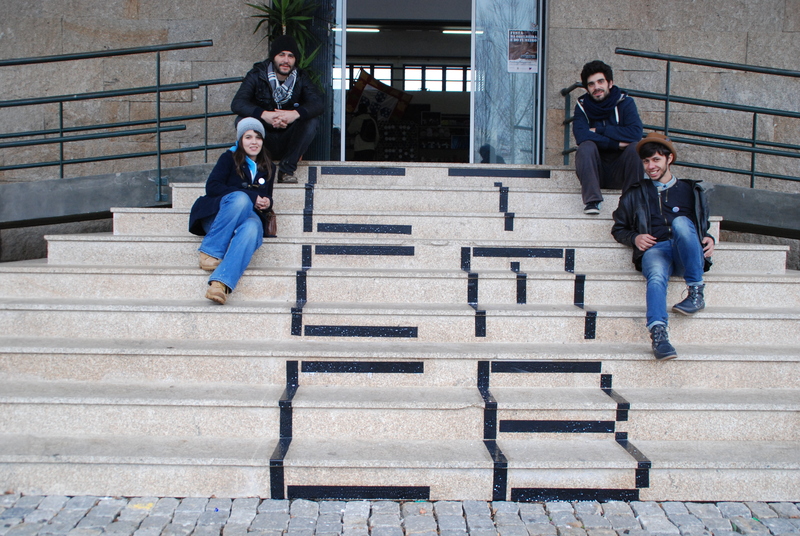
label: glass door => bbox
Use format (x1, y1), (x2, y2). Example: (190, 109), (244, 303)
(471, 0), (546, 164)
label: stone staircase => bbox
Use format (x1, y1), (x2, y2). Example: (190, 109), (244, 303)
(0, 162), (798, 502)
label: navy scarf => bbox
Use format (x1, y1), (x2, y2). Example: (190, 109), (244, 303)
(581, 85), (622, 121)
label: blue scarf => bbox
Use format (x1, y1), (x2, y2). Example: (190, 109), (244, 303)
(581, 85), (623, 121)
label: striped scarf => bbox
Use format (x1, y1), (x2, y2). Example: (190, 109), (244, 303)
(267, 62), (297, 107)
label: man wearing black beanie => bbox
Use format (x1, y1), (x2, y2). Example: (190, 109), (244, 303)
(231, 35), (324, 183)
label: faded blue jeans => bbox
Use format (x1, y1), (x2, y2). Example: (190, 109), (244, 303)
(641, 216), (705, 329)
(198, 191), (263, 291)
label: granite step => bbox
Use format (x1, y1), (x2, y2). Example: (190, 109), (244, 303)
(2, 337), (798, 389)
(43, 234), (788, 274)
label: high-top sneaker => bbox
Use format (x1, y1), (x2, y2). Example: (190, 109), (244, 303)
(650, 324), (678, 361)
(672, 284), (705, 315)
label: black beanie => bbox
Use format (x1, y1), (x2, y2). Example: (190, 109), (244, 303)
(269, 35), (301, 61)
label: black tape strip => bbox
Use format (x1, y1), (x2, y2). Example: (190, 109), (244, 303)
(574, 274), (586, 308)
(511, 488), (639, 502)
(484, 440), (508, 501)
(585, 311), (597, 339)
(499, 187), (509, 212)
(616, 433), (652, 488)
(301, 361), (424, 374)
(478, 362), (497, 440)
(600, 374), (612, 389)
(475, 310), (486, 337)
(517, 273), (527, 304)
(449, 168), (550, 178)
(491, 361), (602, 374)
(316, 223), (412, 235)
(473, 247), (562, 258)
(321, 166), (406, 176)
(302, 245), (312, 269)
(269, 437), (291, 500)
(510, 262), (521, 272)
(291, 307), (303, 336)
(505, 213), (514, 231)
(307, 166), (317, 185)
(468, 272), (479, 305)
(304, 325), (418, 338)
(303, 180), (314, 233)
(288, 486), (428, 500)
(315, 245), (415, 256)
(296, 271), (307, 306)
(461, 247), (472, 272)
(565, 249), (575, 273)
(499, 420), (615, 433)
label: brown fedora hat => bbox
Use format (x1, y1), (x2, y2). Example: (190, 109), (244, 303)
(636, 132), (677, 159)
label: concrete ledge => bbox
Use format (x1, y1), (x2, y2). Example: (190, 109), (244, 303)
(708, 183), (800, 239)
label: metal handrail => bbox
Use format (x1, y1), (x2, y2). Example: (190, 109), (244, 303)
(0, 41), (242, 202)
(561, 49), (800, 188)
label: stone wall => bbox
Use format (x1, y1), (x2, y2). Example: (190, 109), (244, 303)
(545, 0), (800, 191)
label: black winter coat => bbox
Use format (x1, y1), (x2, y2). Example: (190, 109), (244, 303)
(611, 178), (714, 272)
(230, 61), (324, 125)
(188, 150), (275, 237)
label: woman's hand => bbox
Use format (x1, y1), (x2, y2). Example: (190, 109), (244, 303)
(255, 196), (271, 211)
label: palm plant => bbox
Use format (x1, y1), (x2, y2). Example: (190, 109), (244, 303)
(247, 0), (321, 72)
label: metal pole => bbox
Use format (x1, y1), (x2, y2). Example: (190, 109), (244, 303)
(204, 85), (209, 163)
(664, 60), (671, 136)
(751, 113), (758, 189)
(59, 102), (65, 178)
(156, 52), (164, 202)
(563, 92), (571, 166)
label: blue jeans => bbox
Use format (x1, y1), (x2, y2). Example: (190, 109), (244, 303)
(641, 216), (705, 329)
(198, 191), (263, 291)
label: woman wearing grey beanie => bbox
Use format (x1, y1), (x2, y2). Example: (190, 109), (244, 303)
(188, 118), (275, 304)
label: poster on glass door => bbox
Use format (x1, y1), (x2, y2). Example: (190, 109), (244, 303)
(507, 29), (539, 73)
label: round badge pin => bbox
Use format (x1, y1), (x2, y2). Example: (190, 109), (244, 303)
(258, 178), (266, 185)
(672, 206), (679, 212)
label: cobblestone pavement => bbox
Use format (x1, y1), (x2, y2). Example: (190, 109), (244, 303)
(2, 495), (800, 536)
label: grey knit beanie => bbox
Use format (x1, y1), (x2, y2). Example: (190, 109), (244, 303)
(236, 117), (265, 140)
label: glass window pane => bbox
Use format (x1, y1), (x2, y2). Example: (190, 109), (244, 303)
(426, 67), (443, 91)
(445, 68), (463, 91)
(374, 67), (392, 85)
(404, 67), (423, 91)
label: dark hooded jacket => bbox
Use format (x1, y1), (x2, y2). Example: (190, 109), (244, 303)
(230, 60), (324, 126)
(611, 178), (714, 272)
(573, 85), (643, 151)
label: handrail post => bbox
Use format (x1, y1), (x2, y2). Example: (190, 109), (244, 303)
(563, 92), (571, 166)
(204, 85), (209, 163)
(664, 60), (671, 136)
(59, 102), (65, 178)
(751, 113), (758, 188)
(155, 51), (165, 202)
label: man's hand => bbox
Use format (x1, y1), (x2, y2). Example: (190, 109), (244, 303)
(619, 142), (629, 148)
(261, 110), (300, 129)
(634, 233), (657, 252)
(702, 236), (715, 257)
(255, 196), (271, 211)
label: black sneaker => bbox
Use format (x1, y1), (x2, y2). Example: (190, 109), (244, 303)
(277, 170), (298, 183)
(583, 202), (601, 215)
(649, 324), (678, 361)
(672, 284), (705, 315)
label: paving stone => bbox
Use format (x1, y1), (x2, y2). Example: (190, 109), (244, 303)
(464, 502), (492, 517)
(291, 500), (319, 518)
(700, 518), (731, 532)
(138, 515), (171, 531)
(435, 502), (464, 517)
(405, 531), (437, 536)
(546, 503), (574, 515)
(226, 510), (256, 526)
(198, 510), (230, 527)
(5, 523), (43, 536)
(247, 531), (283, 536)
(402, 503), (433, 518)
(769, 504), (800, 519)
(171, 512), (201, 526)
(662, 504), (690, 517)
(13, 498), (42, 510)
(439, 530), (467, 536)
(230, 498), (259, 511)
(251, 513), (290, 531)
(711, 531), (739, 536)
(746, 504), (778, 520)
(402, 515), (437, 533)
(1, 509), (34, 521)
(677, 530), (711, 536)
(318, 514), (343, 526)
(616, 529), (651, 536)
(760, 518), (798, 534)
(717, 503), (751, 519)
(91, 499), (127, 518)
(436, 515), (466, 531)
(23, 509), (59, 524)
(370, 514), (402, 528)
(372, 502), (401, 516)
(344, 502), (370, 519)
(131, 528), (162, 536)
(603, 503), (634, 516)
(468, 530), (498, 536)
(574, 503), (602, 518)
(684, 505), (721, 519)
(371, 527), (403, 536)
(519, 504), (547, 518)
(118, 498), (160, 523)
(40, 520), (81, 536)
(668, 515), (704, 528)
(495, 512), (524, 526)
(193, 526), (223, 536)
(152, 498), (181, 516)
(522, 514), (551, 525)
(67, 528), (103, 536)
(315, 521), (342, 534)
(632, 503), (665, 518)
(341, 527), (368, 536)
(555, 527), (586, 536)
(578, 515), (612, 530)
(497, 525), (529, 536)
(607, 515), (641, 531)
(104, 521), (139, 536)
(586, 530), (617, 536)
(161, 524), (194, 536)
(494, 503), (521, 515)
(177, 499), (208, 514)
(285, 529), (314, 536)
(315, 532), (342, 536)
(76, 516), (115, 529)
(0, 497), (20, 509)
(729, 517), (770, 535)
(466, 516), (496, 531)
(319, 502), (346, 516)
(526, 522), (558, 536)
(258, 501), (290, 515)
(220, 527), (247, 536)
(550, 513), (581, 529)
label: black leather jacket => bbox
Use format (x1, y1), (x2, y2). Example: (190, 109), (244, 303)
(230, 60), (324, 124)
(611, 178), (714, 272)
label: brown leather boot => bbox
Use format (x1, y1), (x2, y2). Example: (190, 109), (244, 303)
(205, 281), (229, 304)
(199, 252), (221, 271)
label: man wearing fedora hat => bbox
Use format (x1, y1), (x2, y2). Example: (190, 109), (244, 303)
(611, 132), (715, 360)
(573, 60), (644, 215)
(231, 35), (324, 184)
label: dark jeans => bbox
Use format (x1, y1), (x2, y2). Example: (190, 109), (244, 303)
(240, 116), (319, 175)
(575, 141), (643, 204)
